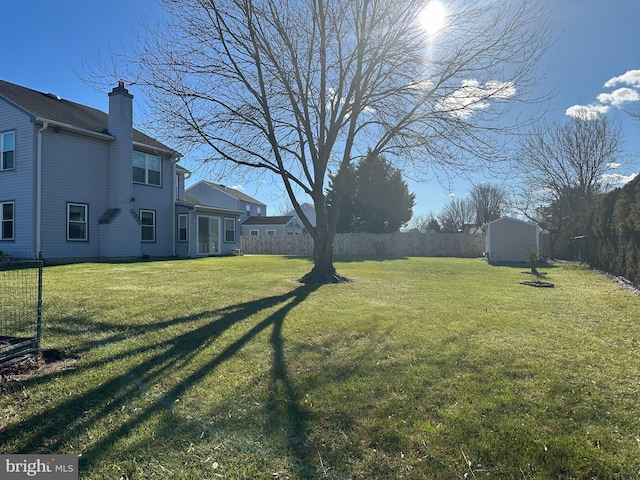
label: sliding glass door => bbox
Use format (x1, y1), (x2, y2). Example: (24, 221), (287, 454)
(197, 216), (220, 254)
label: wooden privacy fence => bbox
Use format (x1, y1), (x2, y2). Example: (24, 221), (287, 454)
(241, 232), (486, 257)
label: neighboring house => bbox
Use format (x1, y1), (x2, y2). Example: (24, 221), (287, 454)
(186, 181), (266, 223)
(485, 217), (539, 263)
(284, 202), (316, 231)
(241, 216), (303, 236)
(0, 79), (240, 260)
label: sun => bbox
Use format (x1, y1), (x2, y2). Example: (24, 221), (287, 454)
(419, 1), (447, 35)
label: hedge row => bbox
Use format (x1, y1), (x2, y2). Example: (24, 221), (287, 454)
(589, 175), (640, 285)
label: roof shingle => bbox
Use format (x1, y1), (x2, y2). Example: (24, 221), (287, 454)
(0, 79), (176, 154)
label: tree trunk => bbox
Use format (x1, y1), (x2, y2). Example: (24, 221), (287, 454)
(298, 229), (349, 284)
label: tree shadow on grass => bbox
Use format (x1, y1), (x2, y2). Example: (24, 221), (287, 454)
(0, 284), (320, 476)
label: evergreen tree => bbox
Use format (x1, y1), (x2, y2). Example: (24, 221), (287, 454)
(329, 151), (415, 233)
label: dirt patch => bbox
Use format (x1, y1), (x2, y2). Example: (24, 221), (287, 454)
(520, 280), (555, 288)
(0, 349), (78, 389)
(597, 271), (640, 297)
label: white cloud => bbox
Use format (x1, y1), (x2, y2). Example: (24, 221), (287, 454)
(438, 80), (516, 119)
(486, 81), (517, 99)
(230, 184), (245, 190)
(604, 69), (640, 88)
(565, 104), (610, 120)
(566, 68), (640, 119)
(596, 87), (640, 107)
(608, 162), (621, 169)
(600, 172), (638, 187)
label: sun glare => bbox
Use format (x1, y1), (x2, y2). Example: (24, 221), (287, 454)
(420, 1), (446, 35)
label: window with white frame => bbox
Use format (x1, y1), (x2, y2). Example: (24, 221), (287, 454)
(267, 230), (276, 236)
(67, 203), (88, 241)
(224, 217), (236, 243)
(1, 201), (14, 240)
(140, 210), (156, 242)
(133, 151), (161, 186)
(177, 214), (188, 242)
(1, 131), (15, 171)
(245, 204), (251, 217)
(257, 206), (262, 216)
(250, 230), (258, 236)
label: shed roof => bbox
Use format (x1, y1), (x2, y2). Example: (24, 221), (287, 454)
(486, 216), (536, 228)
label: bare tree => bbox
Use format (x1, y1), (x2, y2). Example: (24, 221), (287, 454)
(516, 114), (623, 251)
(409, 211), (440, 233)
(106, 0), (551, 282)
(438, 197), (474, 232)
(468, 183), (508, 225)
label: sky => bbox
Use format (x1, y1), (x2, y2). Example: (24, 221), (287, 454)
(3, 0), (640, 220)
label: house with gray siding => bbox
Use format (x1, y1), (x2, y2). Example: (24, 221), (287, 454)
(241, 216), (303, 236)
(284, 202), (315, 233)
(186, 181), (267, 223)
(0, 79), (240, 260)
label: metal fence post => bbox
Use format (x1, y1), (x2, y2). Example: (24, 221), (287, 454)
(36, 252), (43, 349)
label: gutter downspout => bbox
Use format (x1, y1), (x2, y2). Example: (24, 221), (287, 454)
(172, 160), (177, 257)
(36, 121), (49, 256)
(170, 154), (183, 257)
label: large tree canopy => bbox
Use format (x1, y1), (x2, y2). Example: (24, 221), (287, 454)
(112, 0), (551, 282)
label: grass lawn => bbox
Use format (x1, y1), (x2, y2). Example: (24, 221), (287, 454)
(1, 256), (639, 479)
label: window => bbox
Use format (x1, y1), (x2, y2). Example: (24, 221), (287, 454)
(1, 202), (14, 240)
(67, 203), (88, 241)
(250, 230), (258, 236)
(140, 210), (156, 242)
(133, 151), (161, 186)
(245, 204), (251, 217)
(224, 218), (236, 243)
(1, 131), (15, 170)
(257, 206), (262, 216)
(177, 214), (188, 242)
(267, 230), (276, 236)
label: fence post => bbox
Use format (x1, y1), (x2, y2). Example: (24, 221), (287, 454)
(36, 252), (43, 349)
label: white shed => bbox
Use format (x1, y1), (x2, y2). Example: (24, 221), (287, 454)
(485, 217), (539, 263)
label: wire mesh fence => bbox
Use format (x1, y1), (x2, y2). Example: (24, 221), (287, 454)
(0, 255), (43, 369)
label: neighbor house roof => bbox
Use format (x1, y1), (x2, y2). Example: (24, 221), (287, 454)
(195, 181), (267, 206)
(0, 79), (175, 154)
(243, 215), (294, 226)
(285, 202), (316, 227)
(180, 195), (243, 215)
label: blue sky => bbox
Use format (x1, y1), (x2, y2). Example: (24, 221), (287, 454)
(3, 0), (640, 219)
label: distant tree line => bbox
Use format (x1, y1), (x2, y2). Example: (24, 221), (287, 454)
(412, 183), (508, 233)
